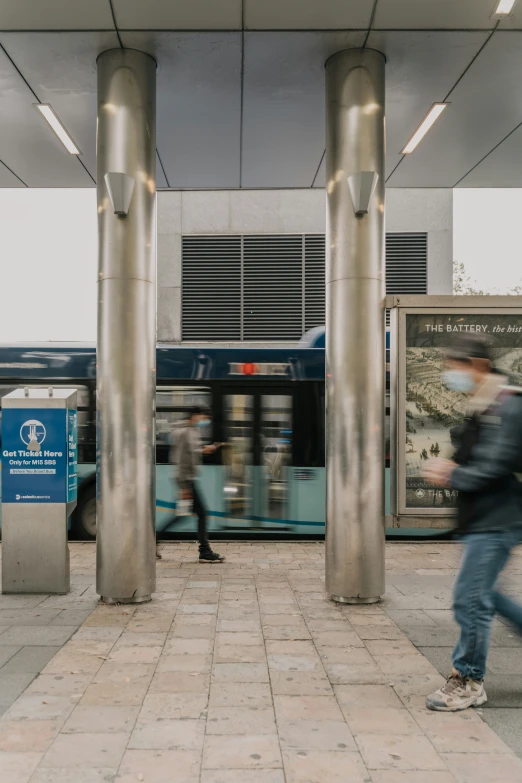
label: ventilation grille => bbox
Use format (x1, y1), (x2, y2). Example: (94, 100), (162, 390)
(305, 235), (326, 331)
(243, 235), (303, 340)
(182, 237), (241, 340)
(182, 232), (428, 341)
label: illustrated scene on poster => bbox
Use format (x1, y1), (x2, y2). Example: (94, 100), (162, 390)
(404, 314), (522, 509)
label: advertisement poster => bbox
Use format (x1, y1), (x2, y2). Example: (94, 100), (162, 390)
(2, 408), (68, 503)
(405, 313), (522, 509)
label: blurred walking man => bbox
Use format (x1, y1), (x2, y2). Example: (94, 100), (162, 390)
(424, 334), (522, 711)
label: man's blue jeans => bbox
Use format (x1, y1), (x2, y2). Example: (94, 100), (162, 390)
(453, 528), (522, 681)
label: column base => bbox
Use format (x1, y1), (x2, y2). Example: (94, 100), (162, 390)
(101, 595), (152, 605)
(330, 594), (381, 605)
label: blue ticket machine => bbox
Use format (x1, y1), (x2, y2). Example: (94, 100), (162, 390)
(1, 388), (77, 593)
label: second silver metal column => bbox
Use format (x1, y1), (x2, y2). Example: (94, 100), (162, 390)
(325, 49), (386, 603)
(96, 49), (157, 603)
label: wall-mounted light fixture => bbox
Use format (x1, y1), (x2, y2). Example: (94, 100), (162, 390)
(104, 172), (135, 218)
(347, 172), (379, 218)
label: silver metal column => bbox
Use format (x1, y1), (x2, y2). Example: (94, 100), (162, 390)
(325, 48), (386, 604)
(96, 49), (157, 603)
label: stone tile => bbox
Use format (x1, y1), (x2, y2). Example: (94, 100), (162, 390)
(202, 735), (282, 770)
(390, 674), (447, 710)
(41, 650), (104, 675)
(269, 672), (333, 697)
(0, 720), (62, 752)
(217, 620), (263, 633)
(412, 709), (511, 753)
(62, 705), (140, 734)
(274, 695), (343, 722)
(385, 610), (438, 627)
(1, 646), (60, 674)
(207, 706), (276, 735)
(30, 770), (117, 783)
(201, 771), (285, 783)
(482, 708), (522, 754)
(212, 663), (269, 683)
(178, 604), (217, 615)
(83, 608), (135, 628)
(282, 749), (369, 783)
(129, 719), (206, 750)
(311, 631), (365, 648)
(356, 734), (447, 771)
(348, 614), (396, 627)
(442, 752), (522, 782)
(334, 684), (404, 710)
(116, 748), (200, 783)
(265, 641), (316, 656)
(278, 719), (356, 751)
(0, 609), (62, 626)
(356, 626), (406, 640)
(319, 646), (376, 666)
(0, 627), (76, 646)
(170, 623), (217, 639)
(488, 648), (522, 675)
(325, 662), (385, 685)
(140, 692), (208, 720)
(209, 682), (273, 709)
(80, 681), (150, 707)
(0, 647), (21, 667)
(51, 609), (95, 627)
(126, 615), (173, 633)
(0, 751), (43, 783)
(3, 694), (79, 721)
(373, 654), (439, 676)
(166, 638), (213, 655)
(267, 655), (321, 672)
(365, 639), (419, 656)
(371, 774), (457, 783)
(344, 707), (424, 736)
(215, 644), (267, 663)
(149, 672), (210, 693)
(112, 632), (167, 647)
(92, 662), (155, 684)
(107, 645), (162, 664)
(0, 672), (36, 703)
(25, 673), (94, 696)
(156, 654), (212, 672)
(216, 632), (264, 647)
(40, 732), (128, 769)
(262, 626), (311, 641)
(72, 627), (123, 643)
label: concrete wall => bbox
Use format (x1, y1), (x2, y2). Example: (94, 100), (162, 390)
(157, 188), (453, 343)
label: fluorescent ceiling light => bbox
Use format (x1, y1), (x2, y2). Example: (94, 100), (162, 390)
(36, 104), (80, 155)
(494, 0), (517, 15)
(401, 103), (448, 154)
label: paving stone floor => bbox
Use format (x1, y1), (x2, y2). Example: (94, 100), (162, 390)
(0, 541), (521, 782)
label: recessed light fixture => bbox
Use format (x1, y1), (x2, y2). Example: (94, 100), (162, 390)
(401, 103), (448, 154)
(494, 0), (517, 15)
(36, 104), (80, 155)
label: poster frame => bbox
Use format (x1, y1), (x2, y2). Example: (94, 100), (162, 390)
(388, 296), (522, 518)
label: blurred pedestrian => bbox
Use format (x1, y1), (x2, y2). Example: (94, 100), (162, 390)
(173, 406), (225, 563)
(424, 333), (522, 711)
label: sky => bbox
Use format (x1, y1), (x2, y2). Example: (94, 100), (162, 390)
(0, 188), (520, 342)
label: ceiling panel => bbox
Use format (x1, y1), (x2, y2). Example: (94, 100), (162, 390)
(242, 32), (364, 188)
(387, 31), (522, 187)
(367, 31), (488, 178)
(0, 45), (93, 186)
(0, 0), (114, 30)
(313, 151), (325, 188)
(122, 32), (241, 188)
(244, 0), (372, 30)
(374, 0), (504, 30)
(0, 160), (26, 187)
(458, 124), (522, 186)
(113, 0), (241, 30)
(0, 32), (119, 180)
(156, 151), (169, 188)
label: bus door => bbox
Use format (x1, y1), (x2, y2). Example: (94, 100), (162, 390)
(219, 386), (294, 531)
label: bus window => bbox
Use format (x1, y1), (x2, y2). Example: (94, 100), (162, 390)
(261, 394), (292, 520)
(223, 394), (254, 518)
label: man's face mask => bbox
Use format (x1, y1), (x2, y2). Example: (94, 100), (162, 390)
(443, 369), (475, 394)
(196, 418), (211, 428)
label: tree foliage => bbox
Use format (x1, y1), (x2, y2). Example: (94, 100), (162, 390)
(453, 260), (521, 296)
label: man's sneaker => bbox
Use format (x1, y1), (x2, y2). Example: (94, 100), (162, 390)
(199, 548), (225, 563)
(426, 673), (487, 712)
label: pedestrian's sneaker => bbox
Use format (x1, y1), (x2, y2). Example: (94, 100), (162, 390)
(199, 547), (225, 563)
(156, 548), (162, 560)
(426, 673), (487, 712)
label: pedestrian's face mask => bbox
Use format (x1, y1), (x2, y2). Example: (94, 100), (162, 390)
(443, 369), (475, 394)
(196, 418), (211, 428)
